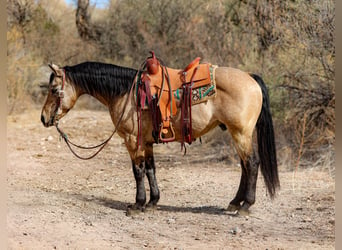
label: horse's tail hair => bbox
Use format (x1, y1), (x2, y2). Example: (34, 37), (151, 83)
(251, 73), (280, 198)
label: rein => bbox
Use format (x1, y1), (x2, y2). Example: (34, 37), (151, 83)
(55, 70), (137, 160)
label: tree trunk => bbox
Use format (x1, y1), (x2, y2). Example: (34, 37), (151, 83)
(76, 0), (101, 41)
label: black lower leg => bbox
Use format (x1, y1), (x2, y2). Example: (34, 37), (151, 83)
(145, 154), (160, 206)
(228, 160), (247, 211)
(131, 161), (146, 209)
(240, 154), (259, 213)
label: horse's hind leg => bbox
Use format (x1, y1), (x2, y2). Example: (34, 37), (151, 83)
(228, 132), (260, 215)
(228, 153), (259, 215)
(240, 153), (259, 215)
(227, 159), (247, 211)
(145, 143), (160, 209)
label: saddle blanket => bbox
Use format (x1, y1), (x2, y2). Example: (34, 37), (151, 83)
(173, 64), (217, 105)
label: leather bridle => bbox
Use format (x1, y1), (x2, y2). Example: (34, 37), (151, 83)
(53, 70), (137, 160)
(51, 69), (66, 126)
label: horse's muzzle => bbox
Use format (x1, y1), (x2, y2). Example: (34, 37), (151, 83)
(41, 114), (47, 127)
(41, 114), (53, 127)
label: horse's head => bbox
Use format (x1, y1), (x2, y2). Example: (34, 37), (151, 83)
(41, 64), (77, 127)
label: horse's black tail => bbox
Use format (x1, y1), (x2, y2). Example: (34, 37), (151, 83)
(251, 73), (280, 198)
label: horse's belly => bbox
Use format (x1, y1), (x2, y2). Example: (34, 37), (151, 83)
(172, 100), (218, 140)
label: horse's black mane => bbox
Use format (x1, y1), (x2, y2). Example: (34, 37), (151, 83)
(63, 61), (138, 98)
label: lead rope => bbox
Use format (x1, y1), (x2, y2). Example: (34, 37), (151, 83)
(55, 73), (137, 160)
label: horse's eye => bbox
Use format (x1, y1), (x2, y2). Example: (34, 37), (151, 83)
(51, 88), (58, 94)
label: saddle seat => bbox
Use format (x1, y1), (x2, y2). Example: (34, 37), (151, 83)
(140, 52), (212, 142)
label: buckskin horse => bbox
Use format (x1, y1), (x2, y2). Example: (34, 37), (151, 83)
(41, 54), (279, 215)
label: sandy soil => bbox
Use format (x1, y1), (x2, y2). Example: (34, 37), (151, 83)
(7, 109), (335, 249)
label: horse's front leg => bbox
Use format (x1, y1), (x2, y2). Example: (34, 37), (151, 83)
(127, 160), (146, 215)
(145, 143), (160, 209)
(123, 134), (148, 214)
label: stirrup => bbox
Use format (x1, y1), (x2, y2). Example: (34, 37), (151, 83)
(159, 123), (176, 142)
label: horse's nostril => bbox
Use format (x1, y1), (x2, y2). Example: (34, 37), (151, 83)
(41, 115), (45, 125)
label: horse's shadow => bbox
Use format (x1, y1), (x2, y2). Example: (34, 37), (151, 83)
(72, 193), (228, 216)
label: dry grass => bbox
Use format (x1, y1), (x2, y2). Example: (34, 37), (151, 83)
(7, 26), (43, 114)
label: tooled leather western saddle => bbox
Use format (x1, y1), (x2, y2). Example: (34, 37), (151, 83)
(136, 51), (216, 147)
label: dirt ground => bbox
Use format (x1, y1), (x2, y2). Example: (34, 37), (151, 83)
(7, 109), (335, 249)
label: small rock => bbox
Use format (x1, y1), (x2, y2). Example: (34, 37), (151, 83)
(302, 216), (312, 222)
(167, 218), (176, 224)
(316, 206), (326, 212)
(230, 226), (242, 235)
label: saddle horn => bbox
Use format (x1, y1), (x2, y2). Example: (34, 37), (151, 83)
(146, 51), (159, 75)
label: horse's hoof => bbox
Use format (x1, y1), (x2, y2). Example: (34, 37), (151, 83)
(145, 203), (158, 212)
(227, 203), (240, 213)
(238, 208), (250, 216)
(126, 204), (145, 216)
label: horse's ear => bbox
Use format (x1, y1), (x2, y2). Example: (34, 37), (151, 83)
(48, 63), (63, 77)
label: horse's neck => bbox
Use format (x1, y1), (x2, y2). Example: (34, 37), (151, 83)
(77, 89), (110, 107)
(108, 91), (137, 137)
(74, 80), (114, 108)
(74, 80), (134, 120)
(73, 72), (135, 108)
